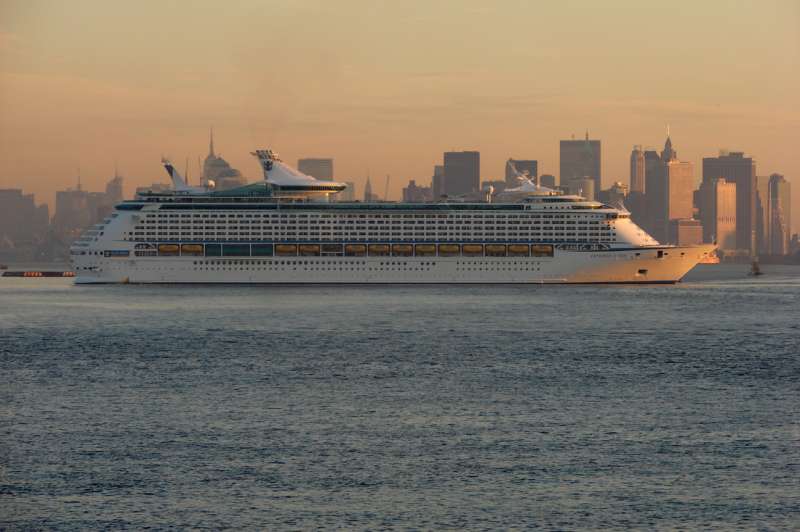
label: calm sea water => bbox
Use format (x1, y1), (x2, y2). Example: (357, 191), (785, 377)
(2, 265), (799, 530)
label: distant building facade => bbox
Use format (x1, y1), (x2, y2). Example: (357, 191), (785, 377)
(443, 151), (480, 196)
(566, 177), (595, 201)
(298, 158), (334, 181)
(560, 132), (601, 196)
(202, 129), (247, 191)
(432, 165), (445, 199)
(0, 189), (49, 260)
(702, 151), (757, 253)
(539, 174), (556, 189)
(629, 145), (645, 194)
(668, 219), (703, 246)
(598, 182), (628, 207)
(699, 178), (737, 250)
(402, 180), (433, 203)
(645, 136), (694, 243)
(768, 174), (791, 255)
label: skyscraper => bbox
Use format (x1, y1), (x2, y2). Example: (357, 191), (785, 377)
(432, 165), (445, 199)
(768, 174), (791, 255)
(539, 174), (556, 189)
(443, 151), (480, 196)
(702, 151), (757, 253)
(755, 176), (771, 254)
(629, 145), (645, 194)
(298, 158), (334, 181)
(560, 132), (601, 195)
(364, 176), (374, 202)
(699, 178), (737, 250)
(505, 159), (537, 188)
(646, 135), (694, 243)
(202, 128), (247, 191)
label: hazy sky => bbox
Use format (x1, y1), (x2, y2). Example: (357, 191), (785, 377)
(1, 0), (798, 230)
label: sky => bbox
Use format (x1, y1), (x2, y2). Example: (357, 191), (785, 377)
(1, 0), (798, 231)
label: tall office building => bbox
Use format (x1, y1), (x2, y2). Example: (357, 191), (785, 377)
(768, 174), (791, 255)
(699, 178), (737, 250)
(539, 174), (556, 189)
(755, 176), (771, 254)
(505, 159), (538, 188)
(560, 132), (601, 196)
(629, 145), (645, 194)
(702, 151), (757, 253)
(646, 135), (694, 243)
(443, 151), (480, 196)
(432, 165), (445, 199)
(298, 158), (334, 181)
(0, 189), (47, 247)
(105, 172), (124, 203)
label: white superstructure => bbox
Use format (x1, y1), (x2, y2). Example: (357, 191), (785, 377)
(70, 149), (715, 284)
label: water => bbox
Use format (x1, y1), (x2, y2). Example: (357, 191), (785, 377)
(2, 265), (799, 529)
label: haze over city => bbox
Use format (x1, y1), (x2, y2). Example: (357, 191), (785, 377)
(1, 0), (798, 231)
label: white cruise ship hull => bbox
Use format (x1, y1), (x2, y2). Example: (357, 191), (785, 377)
(73, 244), (715, 285)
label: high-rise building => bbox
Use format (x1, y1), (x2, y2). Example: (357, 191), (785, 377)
(505, 159), (537, 188)
(363, 176), (375, 202)
(629, 145), (645, 194)
(202, 128), (247, 190)
(768, 174), (791, 255)
(646, 135), (694, 243)
(432, 165), (445, 199)
(0, 190), (43, 247)
(297, 158), (334, 181)
(443, 151), (480, 196)
(105, 173), (124, 204)
(560, 132), (601, 195)
(402, 180), (433, 203)
(668, 219), (703, 246)
(539, 174), (556, 189)
(699, 178), (737, 250)
(755, 176), (771, 254)
(702, 151), (757, 253)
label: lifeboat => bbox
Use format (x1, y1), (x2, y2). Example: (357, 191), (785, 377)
(275, 244), (298, 256)
(438, 244), (460, 257)
(181, 244), (204, 255)
(485, 244), (507, 257)
(415, 244), (436, 257)
(299, 244), (321, 256)
(507, 244), (530, 257)
(531, 244), (554, 257)
(344, 244), (367, 256)
(392, 244), (413, 256)
(158, 244), (180, 255)
(368, 244), (390, 256)
(462, 244), (483, 256)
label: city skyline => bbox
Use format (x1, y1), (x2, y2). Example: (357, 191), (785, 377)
(1, 1), (798, 231)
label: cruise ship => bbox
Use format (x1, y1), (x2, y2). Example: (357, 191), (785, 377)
(70, 150), (715, 284)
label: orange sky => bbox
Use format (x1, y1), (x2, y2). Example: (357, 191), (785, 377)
(1, 1), (798, 231)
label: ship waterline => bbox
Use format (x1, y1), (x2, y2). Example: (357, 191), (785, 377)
(70, 149), (715, 284)
(73, 244), (715, 284)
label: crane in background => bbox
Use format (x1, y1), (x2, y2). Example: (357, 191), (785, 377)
(384, 174), (390, 201)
